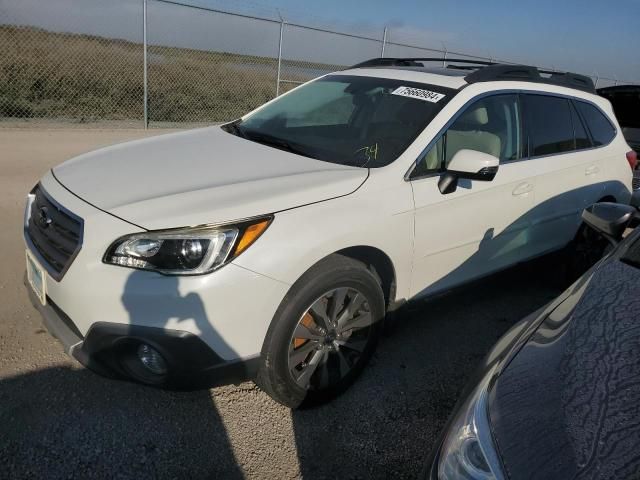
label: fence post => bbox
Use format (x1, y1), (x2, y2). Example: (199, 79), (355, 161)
(441, 42), (447, 67)
(381, 27), (387, 57)
(143, 0), (148, 129)
(276, 15), (285, 97)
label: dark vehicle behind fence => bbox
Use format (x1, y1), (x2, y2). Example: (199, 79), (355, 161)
(599, 85), (640, 190)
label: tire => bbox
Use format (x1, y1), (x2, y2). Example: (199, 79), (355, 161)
(256, 254), (385, 408)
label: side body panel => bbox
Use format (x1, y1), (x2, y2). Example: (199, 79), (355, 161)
(233, 171), (416, 302)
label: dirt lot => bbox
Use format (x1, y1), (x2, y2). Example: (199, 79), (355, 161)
(0, 128), (562, 479)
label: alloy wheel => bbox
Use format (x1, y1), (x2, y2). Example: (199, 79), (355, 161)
(288, 287), (375, 390)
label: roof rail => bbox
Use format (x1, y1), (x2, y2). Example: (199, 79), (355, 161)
(350, 57), (494, 69)
(465, 64), (595, 93)
(464, 64), (541, 82)
(349, 57), (596, 94)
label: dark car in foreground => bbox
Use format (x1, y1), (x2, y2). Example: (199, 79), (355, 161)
(425, 201), (640, 479)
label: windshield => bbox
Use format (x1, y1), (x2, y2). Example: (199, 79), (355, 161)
(224, 75), (455, 167)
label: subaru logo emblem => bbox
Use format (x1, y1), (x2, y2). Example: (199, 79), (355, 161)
(37, 206), (53, 229)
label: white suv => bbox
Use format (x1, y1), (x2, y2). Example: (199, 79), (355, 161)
(24, 59), (634, 408)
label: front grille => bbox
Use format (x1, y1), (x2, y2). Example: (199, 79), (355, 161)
(633, 172), (640, 191)
(26, 185), (83, 279)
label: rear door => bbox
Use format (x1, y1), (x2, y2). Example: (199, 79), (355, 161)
(523, 94), (608, 257)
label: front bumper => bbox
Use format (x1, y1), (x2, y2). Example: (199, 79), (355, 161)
(24, 172), (291, 362)
(25, 276), (259, 389)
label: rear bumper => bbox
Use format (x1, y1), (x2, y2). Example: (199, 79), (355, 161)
(24, 275), (259, 390)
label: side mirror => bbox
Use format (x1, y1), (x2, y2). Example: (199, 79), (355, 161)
(582, 202), (636, 245)
(438, 149), (499, 194)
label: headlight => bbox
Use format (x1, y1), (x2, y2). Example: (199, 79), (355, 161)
(104, 217), (271, 275)
(438, 365), (504, 480)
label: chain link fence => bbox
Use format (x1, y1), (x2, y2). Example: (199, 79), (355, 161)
(0, 0), (144, 127)
(0, 0), (636, 128)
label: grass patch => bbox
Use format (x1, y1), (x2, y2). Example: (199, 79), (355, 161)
(0, 25), (340, 124)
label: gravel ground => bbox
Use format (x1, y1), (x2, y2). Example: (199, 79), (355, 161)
(0, 128), (563, 479)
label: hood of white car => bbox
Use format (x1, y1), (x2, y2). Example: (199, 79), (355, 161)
(53, 127), (368, 230)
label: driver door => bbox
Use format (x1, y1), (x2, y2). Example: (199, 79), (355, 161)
(409, 93), (537, 298)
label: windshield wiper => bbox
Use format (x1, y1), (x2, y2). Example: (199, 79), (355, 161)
(242, 130), (315, 159)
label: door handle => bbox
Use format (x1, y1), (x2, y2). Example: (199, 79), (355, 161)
(512, 182), (533, 196)
(585, 165), (600, 176)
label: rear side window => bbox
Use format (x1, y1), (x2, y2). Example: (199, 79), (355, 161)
(575, 101), (616, 146)
(524, 95), (575, 156)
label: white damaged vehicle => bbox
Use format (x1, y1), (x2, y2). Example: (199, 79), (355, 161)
(24, 59), (633, 407)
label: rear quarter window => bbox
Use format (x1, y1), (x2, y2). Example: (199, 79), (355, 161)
(575, 101), (616, 146)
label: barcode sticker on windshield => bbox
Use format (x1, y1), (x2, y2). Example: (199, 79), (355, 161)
(391, 86), (445, 103)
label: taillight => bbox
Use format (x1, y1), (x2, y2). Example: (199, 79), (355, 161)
(627, 150), (638, 170)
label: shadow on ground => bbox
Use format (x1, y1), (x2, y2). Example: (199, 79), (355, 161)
(0, 257), (563, 479)
(0, 366), (244, 479)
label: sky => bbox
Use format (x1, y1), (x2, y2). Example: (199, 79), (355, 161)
(219, 0), (640, 82)
(2, 0), (639, 83)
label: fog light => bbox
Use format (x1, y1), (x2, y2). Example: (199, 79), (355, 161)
(137, 344), (167, 375)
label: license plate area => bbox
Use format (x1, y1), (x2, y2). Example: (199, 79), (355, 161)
(26, 249), (47, 306)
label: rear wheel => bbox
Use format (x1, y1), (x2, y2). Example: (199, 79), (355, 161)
(256, 254), (385, 408)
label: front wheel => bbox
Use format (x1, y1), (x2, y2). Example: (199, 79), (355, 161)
(256, 254), (385, 408)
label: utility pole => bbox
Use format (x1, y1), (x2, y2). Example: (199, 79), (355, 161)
(143, 0), (148, 129)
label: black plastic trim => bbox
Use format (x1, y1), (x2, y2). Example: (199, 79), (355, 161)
(350, 57), (494, 69)
(78, 322), (259, 389)
(24, 184), (84, 282)
(465, 64), (596, 93)
(24, 278), (258, 390)
(349, 58), (596, 94)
